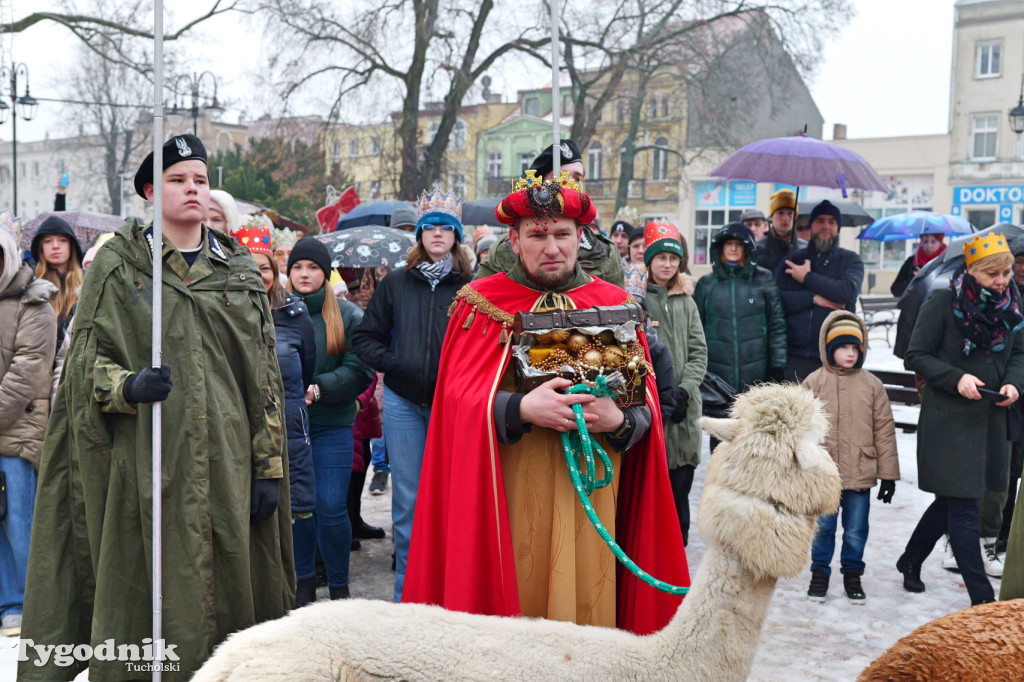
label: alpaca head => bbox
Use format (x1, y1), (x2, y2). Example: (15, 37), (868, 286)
(698, 384), (841, 580)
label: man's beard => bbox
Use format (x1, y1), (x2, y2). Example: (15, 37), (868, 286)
(812, 235), (838, 253)
(521, 256), (574, 290)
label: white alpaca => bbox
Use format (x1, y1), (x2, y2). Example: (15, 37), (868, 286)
(193, 384), (840, 682)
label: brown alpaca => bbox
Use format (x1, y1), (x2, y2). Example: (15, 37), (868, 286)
(858, 598), (1024, 681)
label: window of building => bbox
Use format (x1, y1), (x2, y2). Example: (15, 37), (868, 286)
(370, 180), (381, 199)
(967, 208), (996, 230)
(330, 139), (341, 158)
(651, 136), (669, 181)
(618, 102), (626, 123)
(693, 209), (742, 265)
(587, 141), (602, 180)
(452, 121), (466, 150)
(519, 152), (532, 175)
(976, 41), (1001, 78)
(648, 97), (658, 118)
(33, 161), (39, 178)
(348, 138), (359, 157)
(450, 172), (466, 198)
(661, 96), (669, 117)
(858, 207), (930, 269)
(971, 113), (998, 160)
(487, 152), (502, 178)
(562, 94), (573, 116)
(524, 97), (539, 117)
(427, 122), (439, 143)
(371, 136), (381, 155)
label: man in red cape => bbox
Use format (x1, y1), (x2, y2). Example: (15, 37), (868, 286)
(403, 172), (688, 634)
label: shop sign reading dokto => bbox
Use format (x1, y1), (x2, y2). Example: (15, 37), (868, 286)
(952, 184), (1023, 223)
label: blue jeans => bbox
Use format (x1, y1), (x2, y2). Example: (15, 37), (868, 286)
(295, 424), (353, 589)
(810, 488), (870, 576)
(370, 436), (389, 474)
(0, 456), (37, 616)
(382, 387), (431, 602)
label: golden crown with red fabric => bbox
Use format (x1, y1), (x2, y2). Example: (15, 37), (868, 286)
(495, 170), (597, 228)
(231, 216), (273, 256)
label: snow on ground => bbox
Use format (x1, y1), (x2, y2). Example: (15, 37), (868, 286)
(0, 326), (1002, 680)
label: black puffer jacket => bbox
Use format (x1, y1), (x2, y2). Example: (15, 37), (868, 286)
(351, 264), (466, 406)
(755, 229), (807, 275)
(694, 223), (787, 391)
(273, 293), (316, 513)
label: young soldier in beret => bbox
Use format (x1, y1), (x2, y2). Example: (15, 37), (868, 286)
(20, 134), (293, 680)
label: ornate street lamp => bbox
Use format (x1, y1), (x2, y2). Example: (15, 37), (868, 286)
(170, 71), (222, 136)
(1010, 74), (1024, 135)
(0, 63), (39, 212)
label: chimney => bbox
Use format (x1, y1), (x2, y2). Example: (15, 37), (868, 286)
(833, 123), (847, 140)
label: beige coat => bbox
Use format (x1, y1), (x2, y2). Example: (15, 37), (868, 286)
(801, 310), (899, 490)
(0, 250), (58, 469)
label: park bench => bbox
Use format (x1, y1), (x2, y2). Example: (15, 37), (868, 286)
(867, 368), (919, 434)
(860, 295), (900, 346)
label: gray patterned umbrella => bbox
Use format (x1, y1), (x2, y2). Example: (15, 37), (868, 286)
(315, 225), (416, 268)
(21, 211), (123, 251)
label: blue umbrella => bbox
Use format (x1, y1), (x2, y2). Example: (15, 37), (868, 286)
(856, 211), (975, 242)
(336, 200), (410, 230)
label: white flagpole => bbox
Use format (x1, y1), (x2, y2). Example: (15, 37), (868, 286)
(151, 1), (165, 679)
(550, 0), (560, 177)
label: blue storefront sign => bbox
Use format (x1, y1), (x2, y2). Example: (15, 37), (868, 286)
(697, 180), (757, 208)
(728, 181), (757, 207)
(954, 185), (1024, 205)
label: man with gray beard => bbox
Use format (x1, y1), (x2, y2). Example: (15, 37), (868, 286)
(775, 200), (865, 382)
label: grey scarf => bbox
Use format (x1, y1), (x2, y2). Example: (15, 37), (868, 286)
(417, 253), (454, 287)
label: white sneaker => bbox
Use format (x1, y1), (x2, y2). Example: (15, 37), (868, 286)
(0, 613), (21, 637)
(982, 537), (1003, 578)
(941, 536), (959, 572)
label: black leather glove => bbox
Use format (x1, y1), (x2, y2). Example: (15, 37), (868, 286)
(877, 479), (896, 504)
(766, 367), (786, 383)
(122, 365), (173, 404)
(670, 387), (689, 423)
(250, 478), (280, 525)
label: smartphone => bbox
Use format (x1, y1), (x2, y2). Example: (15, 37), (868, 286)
(59, 173), (69, 188)
(977, 387), (1009, 401)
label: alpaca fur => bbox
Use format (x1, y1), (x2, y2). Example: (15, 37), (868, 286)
(859, 599), (1024, 681)
(192, 384), (841, 682)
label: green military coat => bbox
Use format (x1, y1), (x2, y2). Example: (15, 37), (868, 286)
(646, 274), (708, 469)
(475, 230), (626, 288)
(19, 221), (293, 681)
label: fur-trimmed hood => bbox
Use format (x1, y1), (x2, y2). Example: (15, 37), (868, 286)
(666, 272), (695, 297)
(817, 309), (869, 374)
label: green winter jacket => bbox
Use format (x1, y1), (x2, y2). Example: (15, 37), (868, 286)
(646, 274), (708, 469)
(298, 287), (373, 427)
(475, 229), (626, 288)
(693, 225), (786, 392)
(19, 221), (294, 681)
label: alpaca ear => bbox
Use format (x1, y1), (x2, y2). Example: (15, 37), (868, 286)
(701, 417), (738, 443)
(794, 430), (829, 471)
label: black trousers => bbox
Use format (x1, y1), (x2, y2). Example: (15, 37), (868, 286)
(905, 495), (993, 604)
(669, 465), (696, 546)
(786, 354), (822, 384)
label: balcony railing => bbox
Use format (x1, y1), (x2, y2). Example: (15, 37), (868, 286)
(483, 175), (679, 201)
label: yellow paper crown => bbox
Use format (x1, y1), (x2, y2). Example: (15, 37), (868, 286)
(512, 169), (580, 192)
(963, 232), (1010, 267)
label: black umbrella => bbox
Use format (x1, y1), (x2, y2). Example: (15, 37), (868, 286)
(894, 222), (1024, 358)
(462, 197), (504, 227)
(336, 200), (410, 230)
(797, 200), (873, 228)
(316, 225), (416, 269)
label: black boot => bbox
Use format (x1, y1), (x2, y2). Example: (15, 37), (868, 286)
(896, 553), (925, 593)
(295, 577), (317, 608)
(349, 469), (386, 540)
(329, 585), (350, 600)
(807, 568), (829, 602)
(843, 571), (866, 604)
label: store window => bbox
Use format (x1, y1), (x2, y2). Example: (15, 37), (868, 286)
(693, 209), (742, 266)
(859, 207), (933, 270)
(976, 41), (1001, 78)
(971, 114), (998, 160)
(967, 208), (996, 229)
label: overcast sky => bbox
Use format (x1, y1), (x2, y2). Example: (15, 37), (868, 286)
(7, 0), (955, 144)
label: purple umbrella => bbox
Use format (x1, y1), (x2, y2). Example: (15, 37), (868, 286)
(709, 135), (889, 197)
(21, 211), (123, 252)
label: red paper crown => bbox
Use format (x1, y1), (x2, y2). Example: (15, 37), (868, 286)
(644, 220), (681, 248)
(233, 219), (273, 256)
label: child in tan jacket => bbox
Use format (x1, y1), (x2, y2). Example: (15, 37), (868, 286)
(803, 310), (900, 604)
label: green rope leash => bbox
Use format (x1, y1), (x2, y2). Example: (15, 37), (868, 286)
(561, 377), (689, 596)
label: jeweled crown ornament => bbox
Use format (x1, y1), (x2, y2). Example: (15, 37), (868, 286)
(513, 169), (580, 192)
(963, 232), (1010, 267)
(270, 225), (298, 250)
(417, 188), (463, 221)
(614, 206), (642, 228)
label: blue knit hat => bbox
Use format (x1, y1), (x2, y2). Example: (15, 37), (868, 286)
(415, 188), (464, 243)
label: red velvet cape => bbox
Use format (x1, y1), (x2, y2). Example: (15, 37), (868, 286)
(402, 273), (689, 634)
